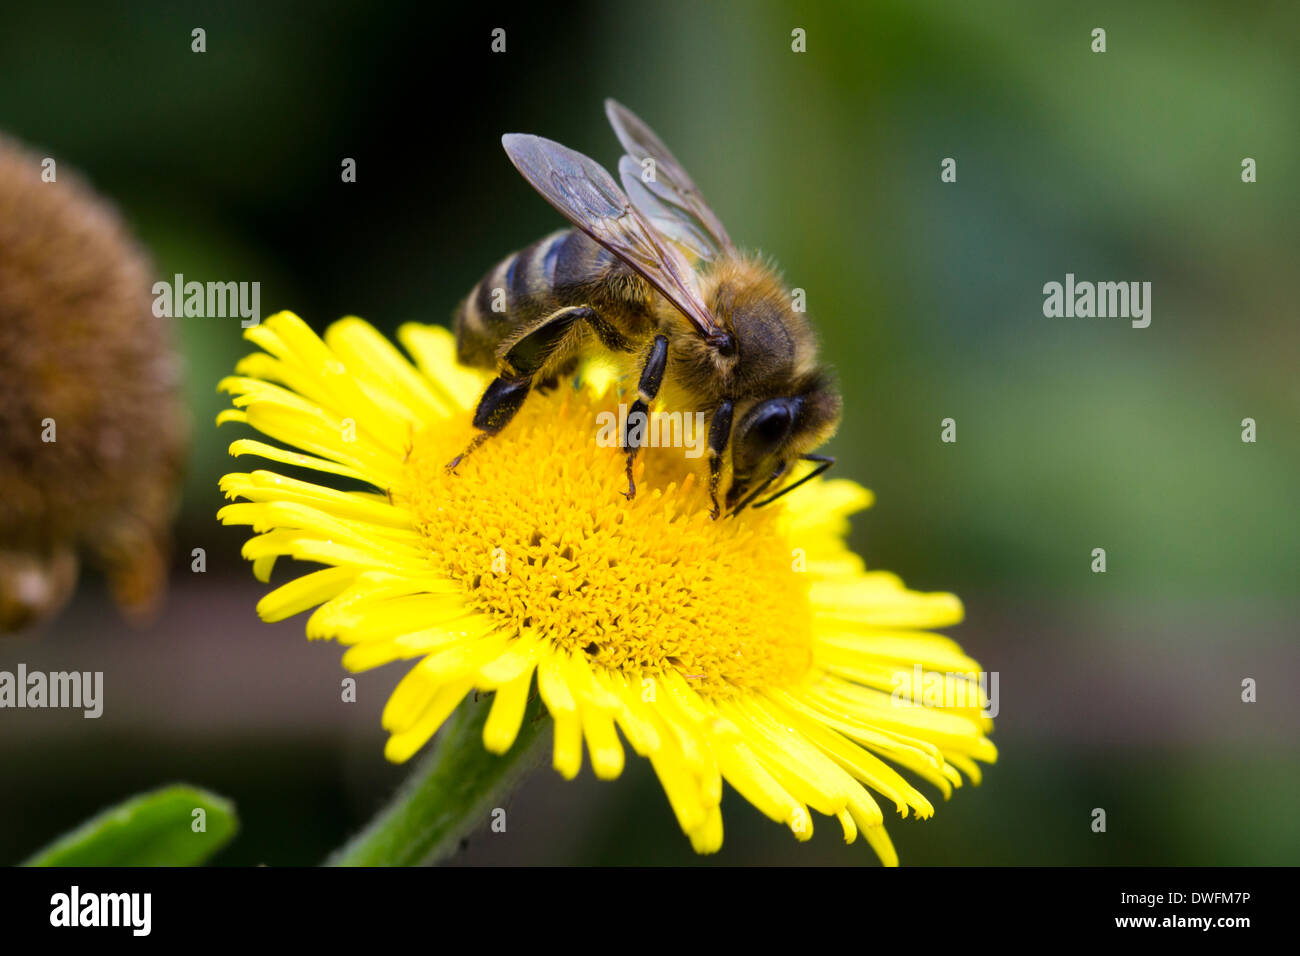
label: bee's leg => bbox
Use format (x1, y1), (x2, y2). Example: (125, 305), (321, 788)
(448, 305), (627, 471)
(445, 374), (532, 472)
(534, 356), (578, 394)
(706, 400), (734, 519)
(622, 334), (669, 500)
(582, 312), (636, 353)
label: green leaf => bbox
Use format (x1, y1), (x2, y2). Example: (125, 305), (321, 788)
(23, 784), (238, 867)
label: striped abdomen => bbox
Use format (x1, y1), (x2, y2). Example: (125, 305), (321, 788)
(453, 228), (646, 369)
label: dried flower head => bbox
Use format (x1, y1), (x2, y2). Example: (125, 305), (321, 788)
(0, 134), (187, 631)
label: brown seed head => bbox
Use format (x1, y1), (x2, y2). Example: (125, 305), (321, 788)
(0, 134), (188, 632)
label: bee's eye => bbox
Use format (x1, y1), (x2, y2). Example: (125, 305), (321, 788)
(735, 397), (801, 472)
(756, 407), (789, 442)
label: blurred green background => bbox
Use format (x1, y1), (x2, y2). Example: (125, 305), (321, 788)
(2, 0), (1297, 865)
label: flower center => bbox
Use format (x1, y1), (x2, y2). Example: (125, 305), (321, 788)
(396, 385), (815, 698)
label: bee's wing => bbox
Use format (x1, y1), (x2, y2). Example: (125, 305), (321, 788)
(605, 98), (735, 260)
(502, 132), (722, 340)
(617, 157), (717, 262)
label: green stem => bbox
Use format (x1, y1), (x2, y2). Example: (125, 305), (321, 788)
(326, 694), (550, 866)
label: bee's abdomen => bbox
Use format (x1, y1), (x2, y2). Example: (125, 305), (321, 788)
(454, 229), (570, 368)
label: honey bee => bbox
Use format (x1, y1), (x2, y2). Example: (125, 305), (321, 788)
(450, 100), (841, 517)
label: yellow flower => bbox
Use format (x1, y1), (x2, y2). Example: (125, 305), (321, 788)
(217, 311), (995, 864)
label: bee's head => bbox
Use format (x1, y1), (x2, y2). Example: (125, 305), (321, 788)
(725, 369), (841, 512)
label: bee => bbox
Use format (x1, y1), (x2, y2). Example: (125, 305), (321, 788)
(450, 99), (841, 518)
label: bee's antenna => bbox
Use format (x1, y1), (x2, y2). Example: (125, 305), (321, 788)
(751, 454), (836, 510)
(726, 461), (788, 517)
